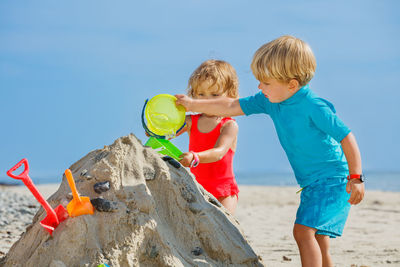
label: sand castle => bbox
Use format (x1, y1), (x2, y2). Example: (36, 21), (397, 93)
(1, 134), (263, 267)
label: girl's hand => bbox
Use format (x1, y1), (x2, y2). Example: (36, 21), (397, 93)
(175, 94), (193, 111)
(179, 152), (194, 167)
(346, 179), (365, 205)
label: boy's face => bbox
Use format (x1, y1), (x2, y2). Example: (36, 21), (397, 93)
(258, 78), (299, 103)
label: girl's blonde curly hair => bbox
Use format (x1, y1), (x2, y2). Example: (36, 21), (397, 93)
(187, 60), (239, 98)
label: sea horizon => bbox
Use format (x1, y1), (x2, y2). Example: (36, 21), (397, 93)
(235, 171), (400, 192)
(1, 171), (399, 192)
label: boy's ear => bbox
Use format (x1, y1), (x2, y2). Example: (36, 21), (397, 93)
(288, 79), (299, 91)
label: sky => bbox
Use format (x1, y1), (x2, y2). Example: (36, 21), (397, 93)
(1, 0), (399, 184)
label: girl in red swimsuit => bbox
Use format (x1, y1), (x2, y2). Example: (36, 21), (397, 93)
(178, 60), (240, 214)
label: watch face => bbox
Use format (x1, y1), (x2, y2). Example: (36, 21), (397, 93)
(360, 175), (365, 182)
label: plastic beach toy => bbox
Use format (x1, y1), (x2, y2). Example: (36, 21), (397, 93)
(142, 94), (186, 138)
(145, 137), (183, 161)
(6, 158), (68, 235)
(65, 169), (94, 217)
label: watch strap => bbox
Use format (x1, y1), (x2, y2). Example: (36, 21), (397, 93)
(347, 174), (364, 182)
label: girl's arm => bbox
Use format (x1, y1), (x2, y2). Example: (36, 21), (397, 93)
(341, 132), (365, 205)
(179, 120), (238, 167)
(175, 95), (244, 117)
(175, 115), (192, 137)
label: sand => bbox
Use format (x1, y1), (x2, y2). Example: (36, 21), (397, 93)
(236, 185), (400, 266)
(0, 134), (262, 266)
(1, 133), (399, 266)
(1, 183), (399, 266)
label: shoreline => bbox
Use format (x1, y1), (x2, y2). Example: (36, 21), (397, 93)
(2, 181), (400, 193)
(1, 184), (399, 266)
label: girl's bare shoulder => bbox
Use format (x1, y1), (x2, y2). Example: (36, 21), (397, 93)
(220, 119), (238, 133)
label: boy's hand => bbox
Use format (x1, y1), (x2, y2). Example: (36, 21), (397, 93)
(346, 179), (365, 205)
(175, 94), (193, 111)
(179, 152), (194, 167)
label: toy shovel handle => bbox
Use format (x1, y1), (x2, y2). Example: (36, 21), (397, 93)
(6, 158), (59, 223)
(6, 158), (30, 180)
(65, 169), (81, 204)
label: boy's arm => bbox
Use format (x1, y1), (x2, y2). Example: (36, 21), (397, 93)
(341, 132), (365, 205)
(175, 94), (244, 117)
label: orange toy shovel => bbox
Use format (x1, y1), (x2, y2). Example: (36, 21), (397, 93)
(64, 169), (94, 217)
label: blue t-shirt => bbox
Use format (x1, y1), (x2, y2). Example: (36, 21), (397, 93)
(239, 85), (350, 187)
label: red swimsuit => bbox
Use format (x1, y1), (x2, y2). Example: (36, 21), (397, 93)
(189, 114), (239, 199)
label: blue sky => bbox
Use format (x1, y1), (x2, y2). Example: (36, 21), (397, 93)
(1, 1), (399, 183)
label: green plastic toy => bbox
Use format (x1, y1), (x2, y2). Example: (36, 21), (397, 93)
(145, 137), (183, 161)
(141, 94), (185, 160)
(142, 94), (186, 138)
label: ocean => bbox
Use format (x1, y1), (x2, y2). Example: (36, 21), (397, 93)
(235, 172), (400, 192)
(1, 172), (399, 192)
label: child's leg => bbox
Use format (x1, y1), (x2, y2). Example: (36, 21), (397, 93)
(295, 178), (351, 266)
(315, 234), (333, 267)
(293, 224), (322, 267)
(218, 195), (238, 214)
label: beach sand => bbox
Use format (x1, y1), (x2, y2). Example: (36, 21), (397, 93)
(1, 184), (399, 266)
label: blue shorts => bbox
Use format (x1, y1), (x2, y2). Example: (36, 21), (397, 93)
(295, 177), (351, 238)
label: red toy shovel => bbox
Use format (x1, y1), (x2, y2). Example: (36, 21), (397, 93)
(6, 158), (68, 235)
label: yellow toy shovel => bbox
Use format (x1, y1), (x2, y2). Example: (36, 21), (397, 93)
(65, 169), (94, 217)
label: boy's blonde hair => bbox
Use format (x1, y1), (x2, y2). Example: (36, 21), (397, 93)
(187, 60), (239, 98)
(251, 35), (316, 86)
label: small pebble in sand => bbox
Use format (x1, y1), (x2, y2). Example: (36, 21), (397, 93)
(93, 181), (110, 194)
(191, 247), (203, 256)
(282, 255), (291, 261)
(162, 156), (181, 169)
(80, 169), (93, 180)
(90, 198), (118, 212)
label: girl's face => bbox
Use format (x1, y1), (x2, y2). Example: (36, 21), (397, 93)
(192, 80), (226, 99)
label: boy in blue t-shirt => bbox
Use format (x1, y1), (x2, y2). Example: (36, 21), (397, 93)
(176, 35), (365, 267)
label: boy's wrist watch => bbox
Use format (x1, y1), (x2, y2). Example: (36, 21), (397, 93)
(347, 174), (365, 182)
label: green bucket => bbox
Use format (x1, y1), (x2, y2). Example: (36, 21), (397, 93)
(145, 137), (183, 161)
